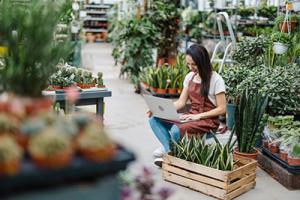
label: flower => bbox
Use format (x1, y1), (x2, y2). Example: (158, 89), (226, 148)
(157, 187), (174, 200)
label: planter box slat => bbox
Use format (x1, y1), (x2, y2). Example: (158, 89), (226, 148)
(163, 154), (228, 181)
(163, 154), (257, 200)
(162, 163), (227, 189)
(227, 172), (256, 192)
(163, 171), (228, 199)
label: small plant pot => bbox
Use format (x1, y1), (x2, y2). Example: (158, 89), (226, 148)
(30, 149), (73, 169)
(97, 85), (106, 88)
(156, 88), (167, 94)
(177, 88), (183, 94)
(167, 56), (177, 66)
(262, 139), (269, 149)
(269, 143), (279, 154)
(157, 57), (166, 66)
(273, 42), (288, 54)
(79, 145), (117, 162)
(80, 84), (91, 89)
(279, 150), (288, 161)
(0, 159), (21, 176)
(233, 147), (258, 160)
(142, 82), (150, 90)
(151, 87), (158, 93)
(89, 83), (96, 88)
(280, 21), (297, 33)
(25, 98), (53, 115)
(52, 85), (62, 90)
(287, 155), (300, 166)
(76, 83), (82, 88)
(13, 134), (29, 150)
(168, 88), (177, 94)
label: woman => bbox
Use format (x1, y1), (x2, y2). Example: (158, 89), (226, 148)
(148, 44), (226, 164)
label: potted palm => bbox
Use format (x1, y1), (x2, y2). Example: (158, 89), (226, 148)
(272, 32), (291, 54)
(0, 136), (23, 176)
(28, 128), (73, 169)
(233, 90), (268, 160)
(77, 123), (117, 162)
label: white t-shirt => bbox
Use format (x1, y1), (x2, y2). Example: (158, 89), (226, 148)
(183, 71), (226, 106)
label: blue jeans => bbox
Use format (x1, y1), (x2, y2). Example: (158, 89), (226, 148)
(149, 117), (181, 152)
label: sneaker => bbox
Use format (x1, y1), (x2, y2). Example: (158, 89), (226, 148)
(153, 147), (165, 158)
(154, 157), (163, 168)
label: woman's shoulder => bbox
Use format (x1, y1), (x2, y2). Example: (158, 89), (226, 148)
(211, 71), (224, 82)
(185, 71), (194, 80)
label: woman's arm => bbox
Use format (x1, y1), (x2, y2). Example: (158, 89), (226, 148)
(174, 87), (189, 111)
(181, 92), (226, 120)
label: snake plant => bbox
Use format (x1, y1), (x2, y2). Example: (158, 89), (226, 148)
(234, 90), (268, 153)
(170, 131), (236, 171)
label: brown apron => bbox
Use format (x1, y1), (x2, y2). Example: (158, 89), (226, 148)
(174, 74), (220, 137)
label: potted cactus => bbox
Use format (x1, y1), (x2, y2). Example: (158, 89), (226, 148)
(97, 72), (105, 88)
(28, 128), (73, 169)
(81, 71), (94, 88)
(0, 136), (23, 176)
(271, 32), (291, 54)
(77, 123), (116, 162)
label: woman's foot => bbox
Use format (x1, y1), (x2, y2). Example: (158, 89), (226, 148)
(153, 147), (166, 158)
(154, 157), (163, 168)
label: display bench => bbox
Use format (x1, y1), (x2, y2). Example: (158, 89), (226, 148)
(0, 146), (135, 199)
(43, 88), (112, 118)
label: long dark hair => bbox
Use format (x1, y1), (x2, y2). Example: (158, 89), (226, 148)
(186, 44), (213, 96)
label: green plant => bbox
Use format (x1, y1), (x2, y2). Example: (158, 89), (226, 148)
(156, 67), (169, 89)
(168, 67), (180, 89)
(233, 36), (270, 69)
(82, 71), (94, 84)
(234, 90), (268, 153)
(78, 123), (113, 149)
(257, 5), (277, 20)
(274, 14), (300, 32)
(29, 129), (71, 157)
(268, 115), (294, 129)
(97, 72), (104, 86)
(170, 133), (236, 171)
(0, 136), (23, 163)
(271, 32), (291, 45)
(0, 0), (71, 97)
(222, 66), (250, 104)
(189, 27), (202, 41)
(237, 7), (255, 17)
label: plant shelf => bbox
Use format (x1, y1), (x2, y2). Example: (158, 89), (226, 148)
(162, 154), (257, 200)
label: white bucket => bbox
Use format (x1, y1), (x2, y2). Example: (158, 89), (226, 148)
(273, 42), (288, 54)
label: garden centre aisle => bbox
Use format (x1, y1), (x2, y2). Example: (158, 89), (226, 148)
(82, 43), (300, 200)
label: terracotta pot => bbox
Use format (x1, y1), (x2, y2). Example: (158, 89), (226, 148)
(233, 147), (258, 160)
(13, 134), (29, 149)
(79, 145), (117, 162)
(97, 85), (106, 88)
(0, 159), (21, 176)
(151, 87), (158, 93)
(177, 88), (183, 94)
(287, 155), (300, 166)
(262, 140), (269, 149)
(156, 88), (167, 94)
(52, 85), (62, 90)
(25, 97), (53, 115)
(167, 56), (177, 66)
(80, 84), (91, 89)
(168, 88), (177, 94)
(280, 21), (297, 33)
(89, 83), (96, 87)
(280, 150), (288, 161)
(76, 83), (82, 88)
(269, 143), (279, 154)
(0, 102), (10, 112)
(142, 82), (150, 90)
(158, 57), (166, 66)
(31, 149), (73, 169)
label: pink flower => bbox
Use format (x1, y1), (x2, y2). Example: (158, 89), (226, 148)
(65, 86), (80, 103)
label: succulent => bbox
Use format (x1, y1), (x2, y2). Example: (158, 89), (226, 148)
(78, 123), (113, 150)
(53, 116), (78, 138)
(0, 114), (19, 135)
(20, 117), (46, 137)
(71, 113), (93, 130)
(0, 136), (23, 163)
(97, 72), (104, 86)
(170, 133), (236, 171)
(29, 128), (71, 157)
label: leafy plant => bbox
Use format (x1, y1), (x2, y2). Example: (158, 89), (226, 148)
(156, 67), (169, 89)
(0, 136), (23, 163)
(234, 90), (268, 153)
(0, 0), (71, 97)
(237, 7), (255, 18)
(271, 32), (291, 45)
(257, 5), (277, 20)
(268, 115), (294, 129)
(170, 132), (236, 171)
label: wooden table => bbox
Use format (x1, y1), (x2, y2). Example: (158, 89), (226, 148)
(43, 89), (112, 118)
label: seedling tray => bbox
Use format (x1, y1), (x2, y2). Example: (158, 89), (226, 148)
(0, 146), (135, 194)
(262, 147), (300, 174)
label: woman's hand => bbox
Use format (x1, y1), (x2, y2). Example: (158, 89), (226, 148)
(180, 114), (201, 121)
(146, 110), (153, 118)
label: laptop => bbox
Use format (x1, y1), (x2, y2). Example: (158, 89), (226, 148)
(143, 95), (191, 123)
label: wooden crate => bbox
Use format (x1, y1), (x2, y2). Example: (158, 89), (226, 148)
(162, 154), (257, 200)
